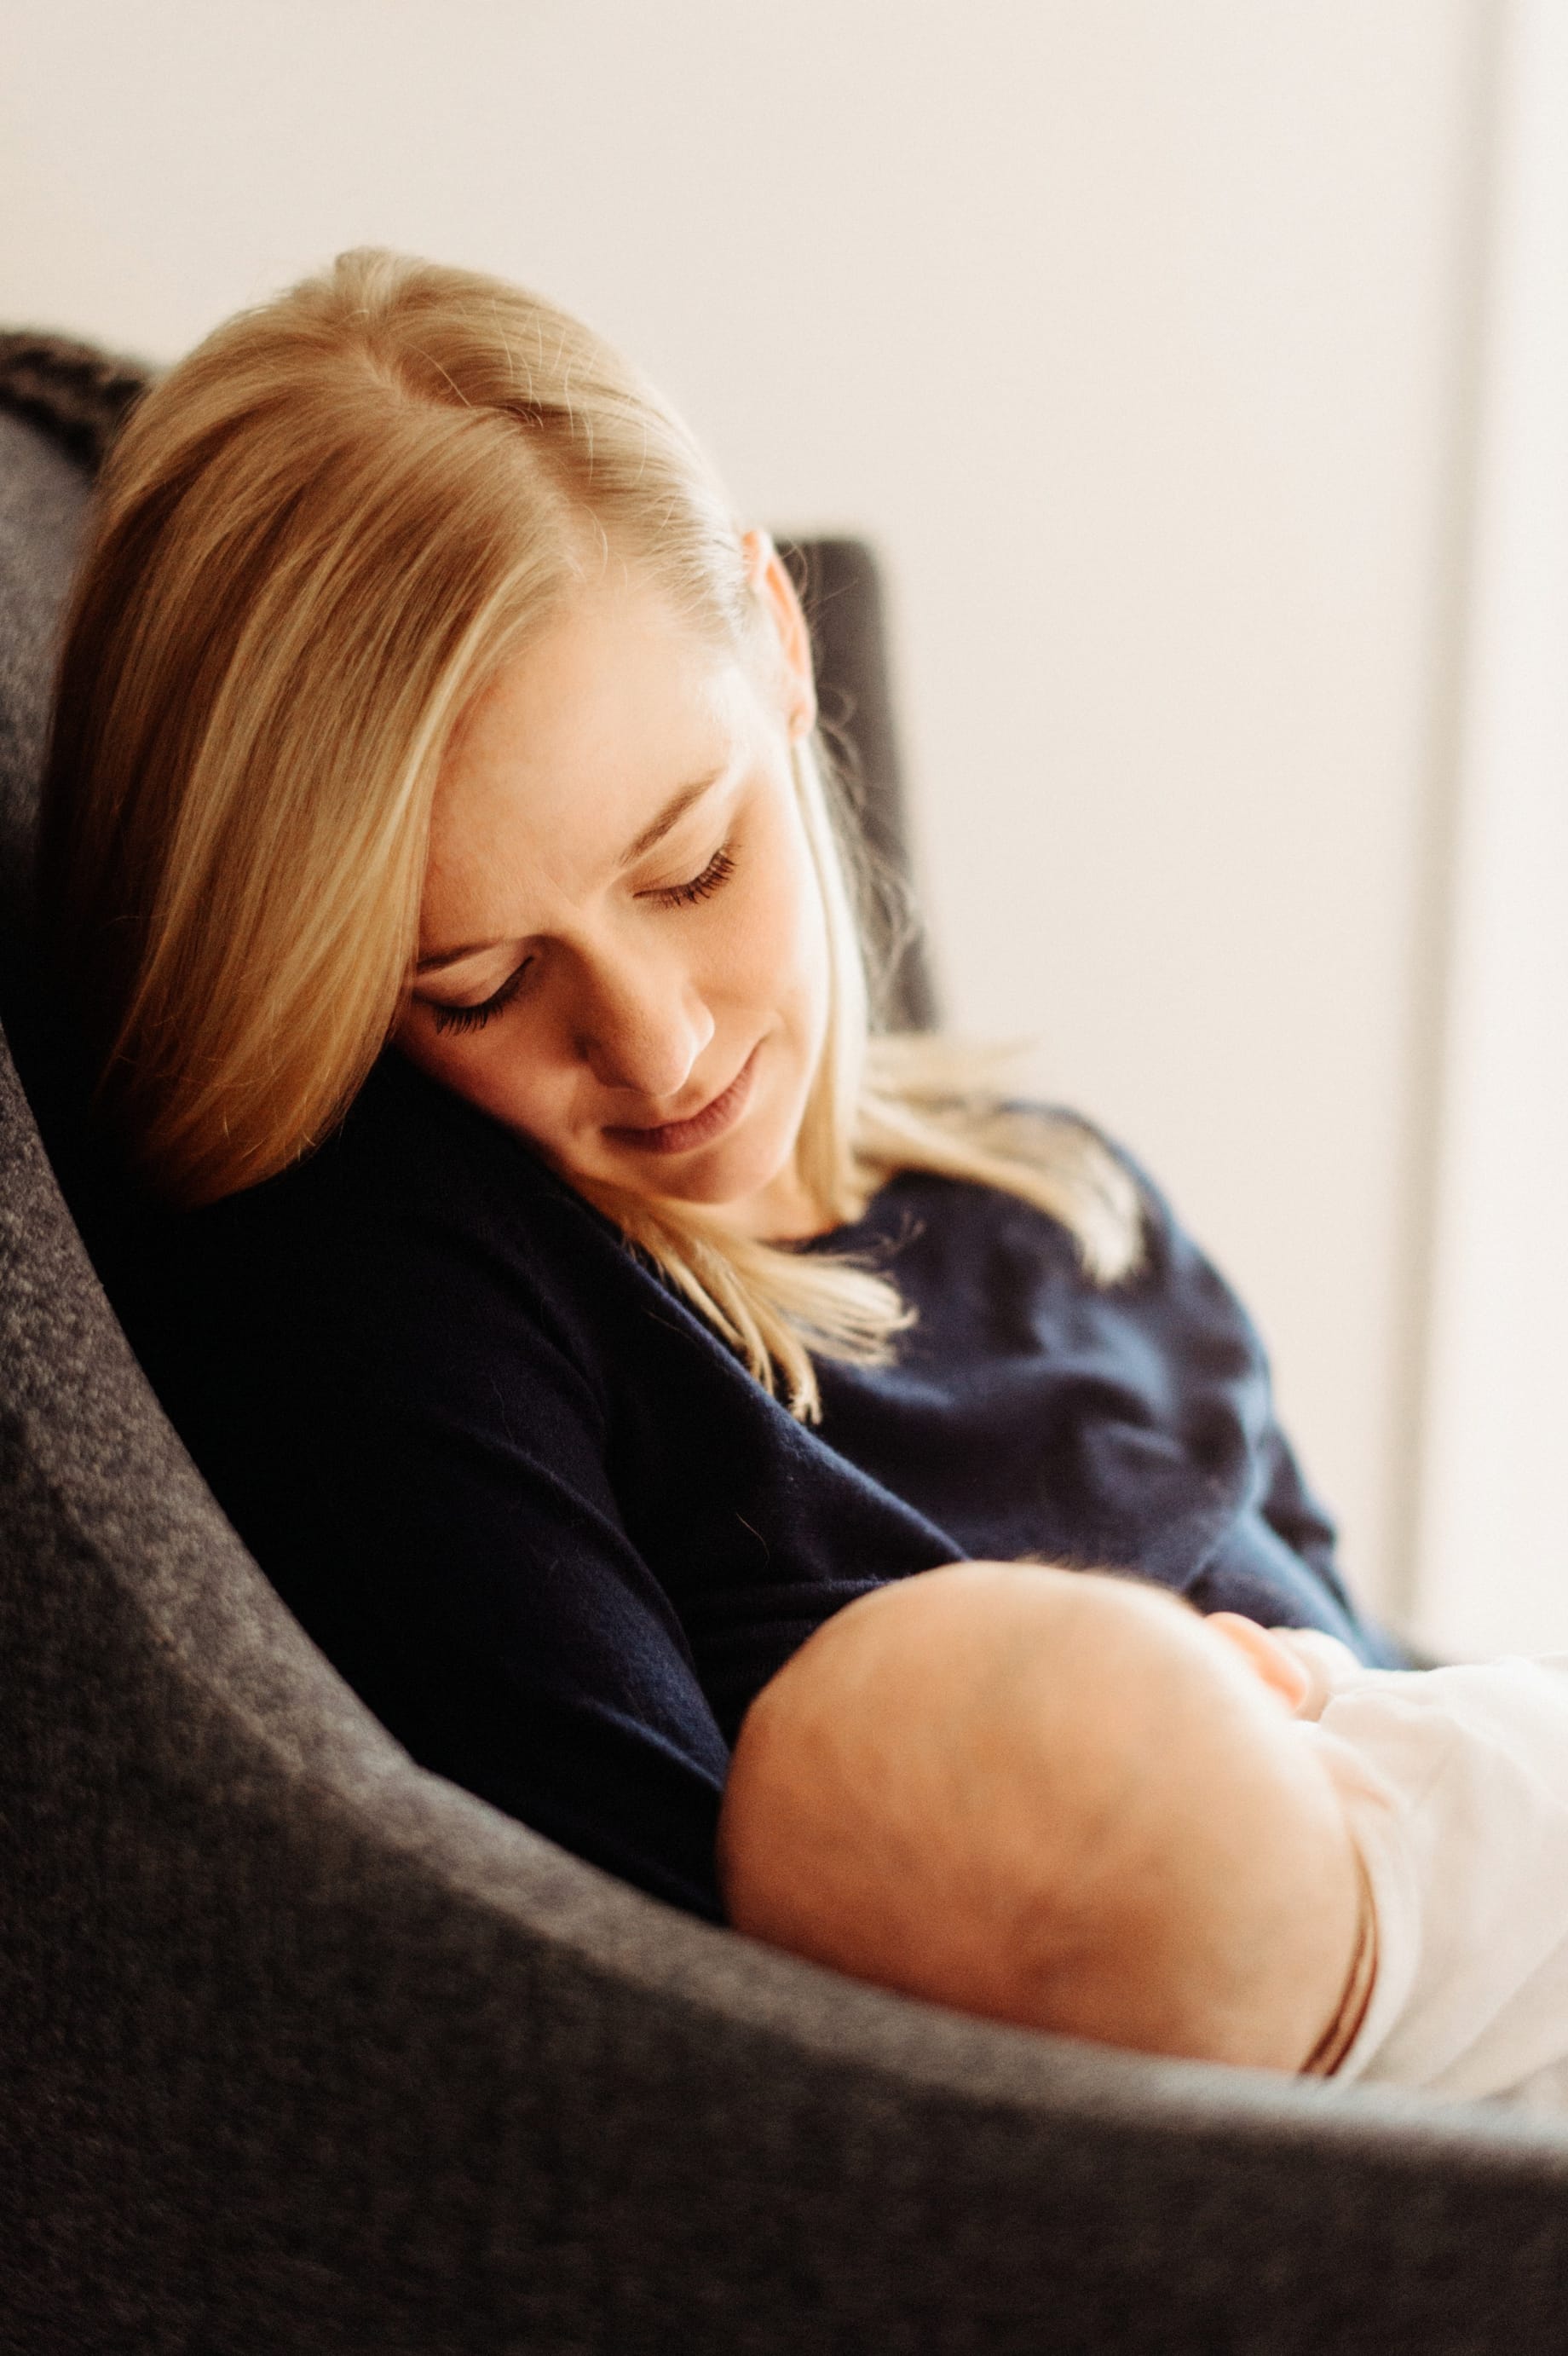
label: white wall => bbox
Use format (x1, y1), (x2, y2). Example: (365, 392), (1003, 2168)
(2, 0), (1495, 1621)
(1415, 0), (1568, 1660)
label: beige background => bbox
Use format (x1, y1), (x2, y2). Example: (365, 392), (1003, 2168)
(2, 0), (1507, 1628)
(1414, 0), (1568, 1659)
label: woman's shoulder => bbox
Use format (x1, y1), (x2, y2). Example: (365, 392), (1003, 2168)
(124, 1050), (646, 1398)
(846, 1098), (1165, 1254)
(842, 1099), (1263, 1369)
(199, 1050), (610, 1261)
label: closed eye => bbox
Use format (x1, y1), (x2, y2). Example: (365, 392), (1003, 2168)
(424, 843), (736, 1035)
(645, 844), (736, 909)
(429, 956), (533, 1036)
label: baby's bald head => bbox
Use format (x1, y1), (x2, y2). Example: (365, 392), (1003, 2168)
(718, 1563), (1363, 2070)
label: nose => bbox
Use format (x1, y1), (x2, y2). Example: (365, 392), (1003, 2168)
(570, 944), (714, 1103)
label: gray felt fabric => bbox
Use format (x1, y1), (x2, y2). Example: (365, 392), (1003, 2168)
(7, 386), (1568, 2356)
(778, 536), (938, 1031)
(0, 408), (90, 1007)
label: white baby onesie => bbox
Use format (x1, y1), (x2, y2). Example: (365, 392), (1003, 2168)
(1277, 1633), (1568, 2110)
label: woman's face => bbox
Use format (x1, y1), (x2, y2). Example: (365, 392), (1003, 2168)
(394, 536), (832, 1239)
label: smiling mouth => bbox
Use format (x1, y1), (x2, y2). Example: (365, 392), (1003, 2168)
(603, 1047), (759, 1157)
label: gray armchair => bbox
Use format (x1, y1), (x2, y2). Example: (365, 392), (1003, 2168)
(4, 349), (1568, 2356)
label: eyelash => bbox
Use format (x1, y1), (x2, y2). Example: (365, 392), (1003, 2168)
(429, 843), (739, 1037)
(648, 843), (736, 909)
(431, 960), (533, 1036)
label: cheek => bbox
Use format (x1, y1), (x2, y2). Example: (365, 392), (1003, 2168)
(723, 803), (829, 1024)
(393, 997), (579, 1144)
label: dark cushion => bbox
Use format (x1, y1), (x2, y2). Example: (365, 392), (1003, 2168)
(0, 406), (89, 1019)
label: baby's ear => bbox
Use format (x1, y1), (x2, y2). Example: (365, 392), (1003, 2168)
(1205, 1612), (1313, 1716)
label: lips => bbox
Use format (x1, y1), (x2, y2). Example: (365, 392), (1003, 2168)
(603, 1046), (758, 1157)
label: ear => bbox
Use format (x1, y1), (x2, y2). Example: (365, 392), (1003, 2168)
(1206, 1611), (1313, 1717)
(741, 528), (817, 741)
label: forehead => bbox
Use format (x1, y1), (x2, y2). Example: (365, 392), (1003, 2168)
(429, 574), (750, 889)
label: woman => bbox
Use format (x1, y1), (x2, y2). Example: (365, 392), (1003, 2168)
(40, 250), (1397, 1922)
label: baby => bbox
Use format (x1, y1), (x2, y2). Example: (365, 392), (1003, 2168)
(718, 1562), (1568, 2105)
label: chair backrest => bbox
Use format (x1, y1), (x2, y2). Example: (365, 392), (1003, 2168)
(0, 404), (89, 1031)
(781, 535), (937, 1030)
(0, 330), (143, 944)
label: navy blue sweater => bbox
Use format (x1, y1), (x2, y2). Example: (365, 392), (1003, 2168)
(112, 1050), (1396, 1921)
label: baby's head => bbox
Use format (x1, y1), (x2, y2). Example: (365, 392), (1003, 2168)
(718, 1562), (1366, 2071)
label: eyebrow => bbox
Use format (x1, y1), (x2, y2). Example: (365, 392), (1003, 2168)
(620, 771), (723, 865)
(413, 770), (725, 974)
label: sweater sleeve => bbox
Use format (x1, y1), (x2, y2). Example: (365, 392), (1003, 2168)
(141, 1162), (735, 1924)
(1100, 1136), (1404, 1664)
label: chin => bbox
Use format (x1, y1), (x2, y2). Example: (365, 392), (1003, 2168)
(630, 1119), (799, 1215)
(657, 1145), (787, 1210)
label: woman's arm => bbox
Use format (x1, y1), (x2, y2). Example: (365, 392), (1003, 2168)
(118, 1109), (735, 1921)
(1091, 1136), (1400, 1663)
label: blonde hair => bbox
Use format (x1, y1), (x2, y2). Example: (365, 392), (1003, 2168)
(40, 249), (1141, 1418)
